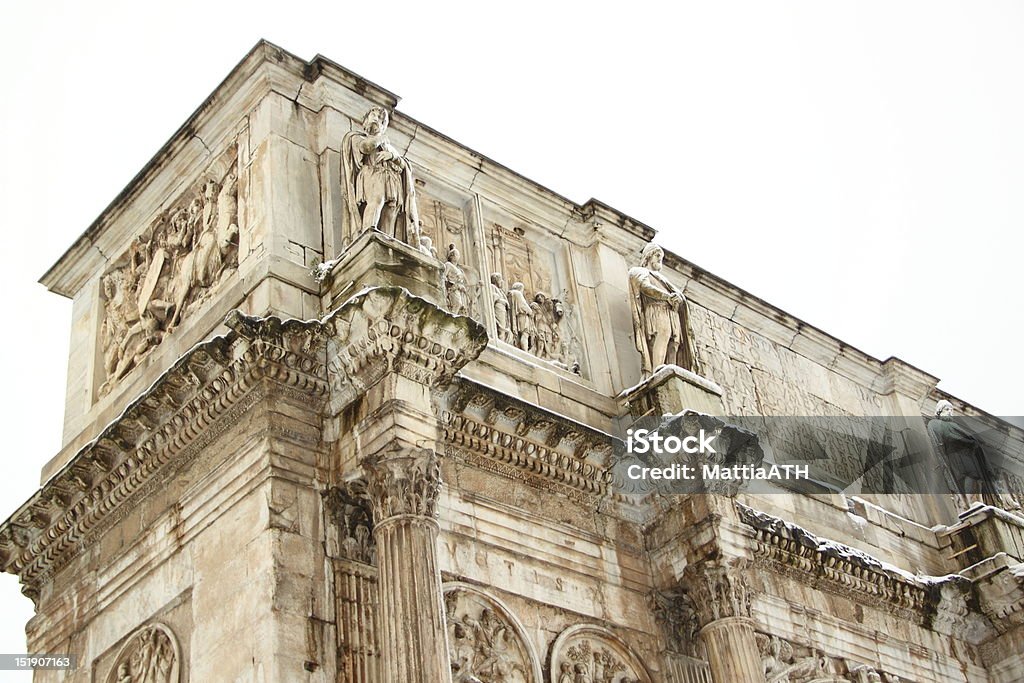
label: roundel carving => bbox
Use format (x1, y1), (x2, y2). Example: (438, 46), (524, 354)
(443, 582), (543, 683)
(105, 622), (180, 683)
(549, 624), (652, 683)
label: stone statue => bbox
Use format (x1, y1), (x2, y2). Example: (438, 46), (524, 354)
(443, 244), (470, 316)
(490, 273), (513, 343)
(341, 106), (420, 245)
(418, 234), (438, 259)
(508, 282), (534, 352)
(928, 400), (1021, 513)
(628, 243), (697, 376)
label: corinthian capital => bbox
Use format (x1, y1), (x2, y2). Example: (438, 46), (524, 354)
(362, 443), (442, 523)
(684, 562), (752, 626)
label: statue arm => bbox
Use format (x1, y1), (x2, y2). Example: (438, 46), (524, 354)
(633, 270), (675, 302)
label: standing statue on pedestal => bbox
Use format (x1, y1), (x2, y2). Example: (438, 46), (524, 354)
(342, 106), (420, 246)
(628, 243), (698, 376)
(928, 400), (1021, 513)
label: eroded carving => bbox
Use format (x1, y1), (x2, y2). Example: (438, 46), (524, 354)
(324, 482), (375, 565)
(549, 625), (649, 683)
(342, 107), (420, 245)
(106, 623), (179, 683)
(100, 147), (239, 396)
(490, 273), (513, 344)
(756, 634), (827, 683)
(444, 588), (533, 683)
(683, 562), (751, 626)
(444, 244), (471, 316)
(628, 243), (697, 376)
(363, 445), (441, 522)
(648, 589), (699, 657)
(928, 400), (1022, 513)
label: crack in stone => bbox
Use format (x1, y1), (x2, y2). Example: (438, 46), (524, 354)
(192, 134), (212, 155)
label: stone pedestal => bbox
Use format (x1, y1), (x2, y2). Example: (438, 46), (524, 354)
(324, 229), (445, 310)
(619, 364), (725, 419)
(364, 447), (452, 683)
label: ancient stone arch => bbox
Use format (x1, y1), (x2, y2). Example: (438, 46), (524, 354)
(548, 624), (653, 683)
(443, 581), (544, 683)
(105, 622), (181, 683)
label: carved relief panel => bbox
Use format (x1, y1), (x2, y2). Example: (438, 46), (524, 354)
(105, 623), (180, 683)
(485, 215), (586, 376)
(549, 625), (652, 683)
(443, 584), (542, 683)
(416, 188), (483, 322)
(98, 145), (240, 398)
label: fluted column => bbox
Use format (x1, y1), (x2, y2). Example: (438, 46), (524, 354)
(688, 563), (764, 683)
(364, 444), (451, 683)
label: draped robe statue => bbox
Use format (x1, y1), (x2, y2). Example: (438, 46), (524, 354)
(341, 106), (420, 246)
(628, 243), (698, 376)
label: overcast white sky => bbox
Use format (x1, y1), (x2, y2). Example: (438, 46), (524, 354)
(0, 0), (1021, 671)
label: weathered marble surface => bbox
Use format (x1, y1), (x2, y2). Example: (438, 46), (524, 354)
(5, 41), (1024, 683)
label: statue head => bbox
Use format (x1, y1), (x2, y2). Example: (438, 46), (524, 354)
(640, 243), (665, 270)
(362, 106), (390, 135)
(534, 291), (548, 304)
(511, 282), (525, 293)
(491, 272), (505, 288)
(935, 400), (954, 419)
(447, 244), (461, 264)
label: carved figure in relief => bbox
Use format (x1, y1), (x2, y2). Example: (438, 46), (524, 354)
(628, 243), (697, 376)
(418, 234), (438, 259)
(757, 634), (827, 683)
(928, 400), (1022, 513)
(531, 292), (554, 359)
(99, 153), (240, 397)
(193, 171), (239, 290)
(341, 106), (420, 245)
(444, 244), (470, 316)
(490, 273), (513, 343)
(107, 625), (176, 683)
(558, 662), (574, 683)
(508, 282), (534, 352)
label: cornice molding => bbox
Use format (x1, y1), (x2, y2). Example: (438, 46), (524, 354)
(0, 286), (481, 603)
(438, 378), (617, 505)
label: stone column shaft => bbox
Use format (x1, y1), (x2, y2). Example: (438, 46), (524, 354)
(375, 515), (449, 682)
(686, 562), (765, 683)
(700, 616), (764, 683)
(364, 446), (452, 683)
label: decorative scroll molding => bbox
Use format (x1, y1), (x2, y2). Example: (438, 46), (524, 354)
(106, 622), (181, 683)
(443, 582), (543, 683)
(548, 624), (653, 683)
(0, 286), (480, 603)
(363, 445), (442, 522)
(438, 379), (616, 505)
